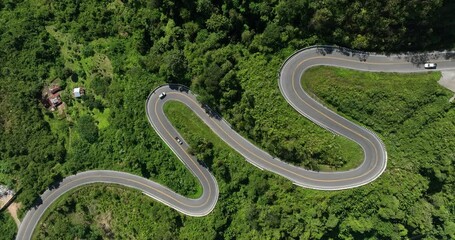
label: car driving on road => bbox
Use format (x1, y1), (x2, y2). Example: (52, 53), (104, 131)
(424, 62), (437, 69)
(159, 92), (166, 99)
(175, 137), (183, 145)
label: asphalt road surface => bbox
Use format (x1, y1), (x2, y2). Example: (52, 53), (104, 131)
(16, 46), (455, 239)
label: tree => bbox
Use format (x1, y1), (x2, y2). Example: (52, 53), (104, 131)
(91, 75), (111, 98)
(159, 49), (188, 83)
(75, 115), (99, 143)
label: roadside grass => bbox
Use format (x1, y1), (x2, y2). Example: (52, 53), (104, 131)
(301, 66), (450, 172)
(163, 101), (245, 170)
(301, 66), (445, 134)
(164, 98), (364, 172)
(163, 101), (214, 144)
(235, 53), (365, 171)
(318, 136), (365, 172)
(160, 100), (344, 200)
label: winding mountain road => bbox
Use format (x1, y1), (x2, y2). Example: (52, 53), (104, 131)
(16, 46), (455, 239)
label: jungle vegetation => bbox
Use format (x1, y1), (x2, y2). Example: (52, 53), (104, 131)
(0, 0), (454, 239)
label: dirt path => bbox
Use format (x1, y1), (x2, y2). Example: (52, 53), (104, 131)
(438, 71), (455, 102)
(0, 195), (21, 228)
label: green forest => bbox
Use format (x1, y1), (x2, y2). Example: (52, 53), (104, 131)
(1, 0), (455, 239)
(0, 212), (16, 239)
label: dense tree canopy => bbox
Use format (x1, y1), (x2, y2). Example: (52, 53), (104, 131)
(0, 212), (16, 239)
(0, 0), (454, 239)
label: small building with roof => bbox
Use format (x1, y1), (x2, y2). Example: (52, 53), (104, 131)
(73, 87), (85, 98)
(48, 93), (62, 108)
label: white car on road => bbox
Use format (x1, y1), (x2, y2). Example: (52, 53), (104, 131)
(424, 62), (437, 69)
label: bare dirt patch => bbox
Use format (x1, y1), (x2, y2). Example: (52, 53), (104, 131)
(0, 195), (21, 228)
(58, 102), (67, 116)
(7, 202), (21, 227)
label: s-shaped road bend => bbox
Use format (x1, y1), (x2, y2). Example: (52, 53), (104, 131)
(16, 46), (455, 239)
